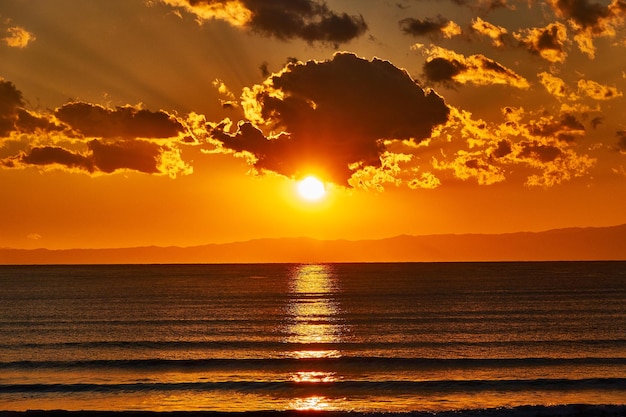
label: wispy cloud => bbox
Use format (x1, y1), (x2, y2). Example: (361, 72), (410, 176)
(1, 17), (35, 48)
(514, 22), (569, 63)
(416, 45), (530, 89)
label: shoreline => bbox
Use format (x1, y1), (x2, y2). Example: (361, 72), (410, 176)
(2, 405), (626, 417)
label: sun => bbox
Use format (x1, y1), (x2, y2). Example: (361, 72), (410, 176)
(297, 176), (326, 201)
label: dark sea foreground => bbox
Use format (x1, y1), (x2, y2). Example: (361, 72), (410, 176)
(3, 405), (626, 417)
(1, 262), (625, 415)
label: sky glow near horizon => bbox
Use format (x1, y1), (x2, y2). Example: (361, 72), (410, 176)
(1, 0), (626, 250)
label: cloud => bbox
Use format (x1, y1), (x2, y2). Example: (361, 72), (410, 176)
(577, 78), (623, 100)
(514, 22), (569, 63)
(538, 72), (623, 102)
(1, 79), (65, 136)
(546, 0), (626, 58)
(447, 0), (511, 12)
(1, 79), (192, 177)
(618, 130), (626, 152)
(213, 78), (239, 109)
(159, 0), (367, 44)
(471, 17), (508, 47)
(211, 53), (450, 186)
(2, 25), (35, 48)
(55, 102), (186, 140)
(399, 16), (462, 39)
(2, 140), (191, 177)
(1, 16), (35, 49)
(0, 79), (24, 136)
(423, 106), (596, 188)
(547, 0), (623, 29)
(417, 45), (530, 88)
(528, 113), (586, 142)
(538, 71), (578, 100)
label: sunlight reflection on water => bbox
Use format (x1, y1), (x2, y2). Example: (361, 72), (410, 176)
(283, 264), (346, 355)
(283, 264), (346, 410)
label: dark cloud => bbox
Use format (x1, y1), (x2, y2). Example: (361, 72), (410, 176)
(515, 22), (569, 63)
(55, 103), (185, 139)
(17, 109), (63, 133)
(88, 140), (161, 173)
(163, 0), (367, 44)
(0, 79), (62, 136)
(561, 114), (585, 131)
(1, 78), (191, 177)
(519, 142), (562, 162)
(0, 79), (25, 136)
(449, 0), (509, 12)
(529, 113), (585, 142)
(215, 53), (450, 185)
(493, 139), (512, 158)
(547, 0), (626, 57)
(3, 140), (167, 175)
(419, 47), (529, 88)
(550, 0), (614, 29)
(591, 116), (603, 129)
(247, 0), (367, 44)
(399, 16), (450, 36)
(16, 146), (94, 171)
(423, 57), (466, 84)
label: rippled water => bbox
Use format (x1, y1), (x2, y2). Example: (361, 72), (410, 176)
(1, 262), (625, 413)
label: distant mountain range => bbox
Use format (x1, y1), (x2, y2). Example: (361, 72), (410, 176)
(2, 224), (626, 264)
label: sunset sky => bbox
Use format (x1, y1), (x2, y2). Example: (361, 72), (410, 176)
(2, 0), (626, 250)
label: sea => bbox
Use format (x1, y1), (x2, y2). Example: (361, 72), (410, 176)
(1, 262), (625, 416)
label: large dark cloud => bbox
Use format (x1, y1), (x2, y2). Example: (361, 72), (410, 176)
(214, 53), (450, 185)
(55, 103), (185, 140)
(164, 0), (367, 44)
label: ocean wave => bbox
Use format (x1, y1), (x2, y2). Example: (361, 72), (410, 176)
(1, 338), (625, 351)
(2, 378), (626, 395)
(4, 405), (626, 417)
(2, 356), (626, 371)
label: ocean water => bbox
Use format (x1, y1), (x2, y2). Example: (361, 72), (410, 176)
(0, 262), (625, 415)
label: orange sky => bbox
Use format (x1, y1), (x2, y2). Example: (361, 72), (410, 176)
(1, 0), (626, 250)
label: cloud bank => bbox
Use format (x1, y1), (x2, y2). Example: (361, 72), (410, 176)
(0, 79), (192, 177)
